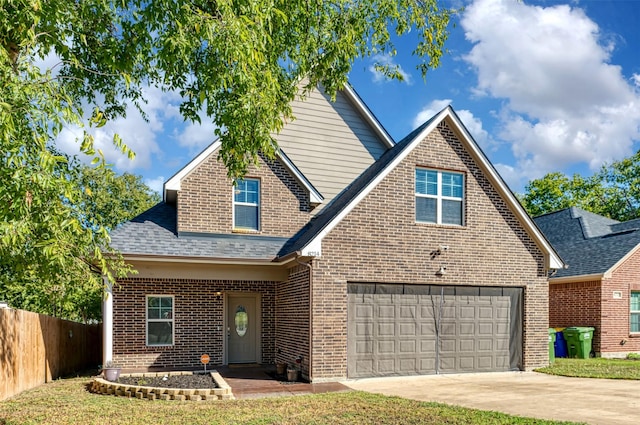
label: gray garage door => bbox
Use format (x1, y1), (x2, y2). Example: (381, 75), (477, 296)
(347, 284), (522, 378)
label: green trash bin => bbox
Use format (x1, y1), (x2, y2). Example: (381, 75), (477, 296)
(548, 328), (556, 363)
(563, 327), (595, 359)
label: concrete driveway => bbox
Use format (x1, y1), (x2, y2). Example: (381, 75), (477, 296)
(344, 372), (640, 425)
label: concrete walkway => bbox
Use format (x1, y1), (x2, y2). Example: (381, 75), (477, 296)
(344, 372), (640, 425)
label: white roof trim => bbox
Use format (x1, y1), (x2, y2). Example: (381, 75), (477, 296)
(300, 106), (565, 271)
(342, 84), (395, 148)
(163, 140), (324, 205)
(603, 242), (640, 279)
(164, 140), (222, 196)
(277, 150), (324, 204)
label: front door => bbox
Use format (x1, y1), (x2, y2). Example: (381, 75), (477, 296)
(227, 294), (259, 364)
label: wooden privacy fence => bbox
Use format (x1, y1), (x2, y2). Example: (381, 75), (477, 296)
(0, 308), (102, 401)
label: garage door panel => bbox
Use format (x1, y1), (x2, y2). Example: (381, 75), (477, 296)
(378, 305), (395, 318)
(377, 340), (395, 354)
(356, 340), (373, 354)
(348, 285), (519, 378)
(399, 305), (417, 318)
(399, 321), (417, 335)
(399, 340), (416, 353)
(378, 323), (394, 336)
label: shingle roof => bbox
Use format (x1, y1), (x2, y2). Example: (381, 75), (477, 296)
(534, 207), (640, 278)
(110, 203), (288, 261)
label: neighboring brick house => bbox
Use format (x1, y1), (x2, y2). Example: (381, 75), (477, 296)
(535, 207), (640, 358)
(106, 85), (563, 381)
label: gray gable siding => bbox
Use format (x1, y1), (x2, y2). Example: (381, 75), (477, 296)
(276, 87), (389, 213)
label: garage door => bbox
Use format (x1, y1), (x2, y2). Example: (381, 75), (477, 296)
(347, 284), (522, 378)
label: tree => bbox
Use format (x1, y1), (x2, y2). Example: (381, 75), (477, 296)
(1, 0), (453, 312)
(73, 163), (161, 231)
(520, 151), (640, 221)
(0, 163), (160, 322)
(519, 172), (608, 218)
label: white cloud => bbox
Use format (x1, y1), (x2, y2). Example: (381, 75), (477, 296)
(369, 54), (413, 85)
(57, 85), (181, 172)
(462, 0), (640, 182)
(413, 99), (495, 151)
(144, 176), (165, 195)
(175, 116), (219, 151)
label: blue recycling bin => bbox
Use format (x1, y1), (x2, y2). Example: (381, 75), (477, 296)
(554, 329), (568, 358)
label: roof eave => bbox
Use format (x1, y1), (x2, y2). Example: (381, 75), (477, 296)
(549, 273), (605, 284)
(117, 253), (296, 266)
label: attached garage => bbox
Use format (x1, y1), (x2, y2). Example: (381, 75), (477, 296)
(347, 283), (523, 378)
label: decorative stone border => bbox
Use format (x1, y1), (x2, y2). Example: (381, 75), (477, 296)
(91, 370), (234, 401)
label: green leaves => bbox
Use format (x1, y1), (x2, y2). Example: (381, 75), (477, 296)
(521, 152), (640, 221)
(1, 0), (454, 320)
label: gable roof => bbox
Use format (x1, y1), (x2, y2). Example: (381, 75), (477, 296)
(278, 106), (564, 270)
(163, 84), (392, 205)
(163, 140), (323, 206)
(534, 207), (640, 279)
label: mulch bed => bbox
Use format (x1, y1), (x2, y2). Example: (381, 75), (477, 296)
(117, 373), (218, 389)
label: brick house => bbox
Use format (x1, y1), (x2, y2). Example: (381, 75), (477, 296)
(535, 207), (640, 357)
(106, 85), (563, 381)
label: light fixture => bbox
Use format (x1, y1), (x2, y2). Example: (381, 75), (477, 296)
(436, 266), (447, 276)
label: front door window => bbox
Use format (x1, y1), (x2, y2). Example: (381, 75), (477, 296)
(235, 305), (248, 337)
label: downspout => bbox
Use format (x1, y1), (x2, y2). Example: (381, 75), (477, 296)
(295, 253), (313, 382)
(102, 275), (113, 365)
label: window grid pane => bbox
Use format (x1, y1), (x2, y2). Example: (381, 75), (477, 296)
(415, 169), (437, 196)
(416, 197), (437, 223)
(147, 296), (174, 346)
(416, 169), (464, 225)
(442, 172), (463, 198)
(632, 313), (640, 333)
(631, 292), (640, 311)
(442, 199), (463, 225)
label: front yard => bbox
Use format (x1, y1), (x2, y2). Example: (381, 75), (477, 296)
(537, 357), (640, 379)
(0, 375), (578, 425)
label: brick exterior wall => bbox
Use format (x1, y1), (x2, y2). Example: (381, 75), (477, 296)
(177, 153), (312, 237)
(549, 249), (640, 357)
(112, 278), (276, 369)
(606, 252), (640, 355)
(549, 281), (601, 353)
(275, 264), (311, 377)
(311, 121), (549, 379)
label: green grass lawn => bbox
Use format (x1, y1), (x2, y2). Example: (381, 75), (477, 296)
(0, 376), (580, 425)
(537, 357), (640, 379)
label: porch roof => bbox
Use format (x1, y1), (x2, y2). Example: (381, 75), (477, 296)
(110, 203), (288, 261)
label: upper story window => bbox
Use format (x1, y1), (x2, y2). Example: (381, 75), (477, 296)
(415, 168), (464, 226)
(147, 295), (174, 346)
(234, 178), (260, 231)
(631, 292), (640, 333)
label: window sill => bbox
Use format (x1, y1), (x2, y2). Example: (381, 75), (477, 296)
(415, 221), (466, 229)
(629, 333), (640, 338)
(233, 228), (261, 234)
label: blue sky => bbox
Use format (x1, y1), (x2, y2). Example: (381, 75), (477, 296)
(57, 0), (640, 194)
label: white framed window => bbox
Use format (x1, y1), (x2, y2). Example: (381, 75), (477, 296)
(233, 178), (260, 231)
(415, 168), (464, 226)
(146, 295), (174, 346)
(631, 292), (640, 333)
